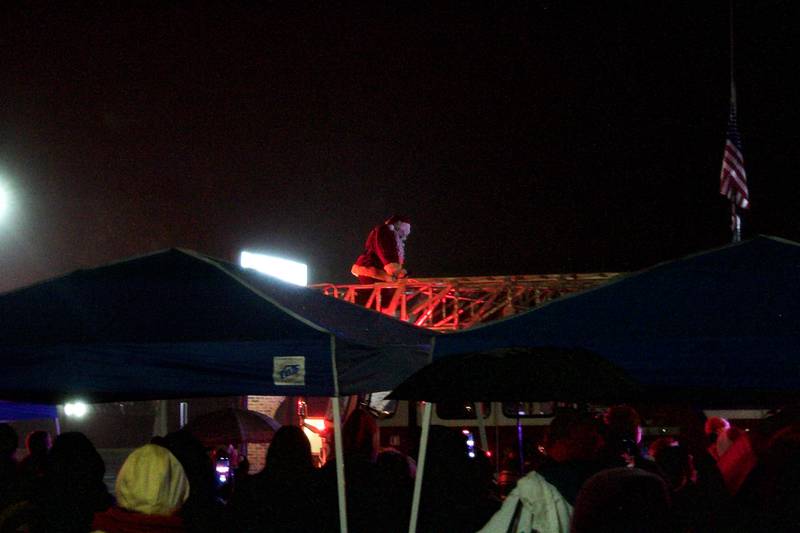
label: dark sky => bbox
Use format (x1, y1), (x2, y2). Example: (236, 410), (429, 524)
(1, 1), (797, 292)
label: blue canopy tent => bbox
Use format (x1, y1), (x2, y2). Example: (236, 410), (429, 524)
(0, 248), (434, 533)
(432, 235), (800, 405)
(0, 248), (433, 403)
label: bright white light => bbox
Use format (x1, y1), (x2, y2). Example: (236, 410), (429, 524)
(64, 401), (88, 418)
(0, 182), (8, 221)
(240, 251), (308, 286)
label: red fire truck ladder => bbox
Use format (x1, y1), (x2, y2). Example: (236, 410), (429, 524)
(312, 273), (618, 330)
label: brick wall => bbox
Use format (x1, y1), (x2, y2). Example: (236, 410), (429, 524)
(245, 395), (285, 473)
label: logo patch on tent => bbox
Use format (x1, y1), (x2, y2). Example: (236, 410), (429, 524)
(274, 356), (305, 386)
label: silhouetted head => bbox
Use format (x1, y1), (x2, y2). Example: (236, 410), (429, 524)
(47, 432), (105, 483)
(546, 410), (604, 462)
(342, 409), (379, 461)
(605, 405), (643, 445)
(571, 467), (672, 533)
(0, 423), (18, 457)
(376, 448), (414, 482)
(652, 441), (694, 490)
(160, 428), (216, 506)
(25, 430), (51, 456)
(265, 425), (314, 481)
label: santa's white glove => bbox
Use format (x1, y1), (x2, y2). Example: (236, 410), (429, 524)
(384, 263), (406, 279)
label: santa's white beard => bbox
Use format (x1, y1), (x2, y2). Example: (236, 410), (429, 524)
(388, 223), (409, 263)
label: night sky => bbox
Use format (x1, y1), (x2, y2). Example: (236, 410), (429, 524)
(1, 1), (797, 293)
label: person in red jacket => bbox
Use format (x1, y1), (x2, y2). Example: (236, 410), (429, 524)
(351, 215), (411, 283)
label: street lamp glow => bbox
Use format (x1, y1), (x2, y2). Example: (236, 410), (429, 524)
(64, 401), (89, 418)
(240, 251), (308, 286)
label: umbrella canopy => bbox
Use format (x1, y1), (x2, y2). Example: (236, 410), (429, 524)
(390, 346), (642, 402)
(433, 236), (800, 406)
(0, 248), (434, 403)
(183, 408), (281, 446)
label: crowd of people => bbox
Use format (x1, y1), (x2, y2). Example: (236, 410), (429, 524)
(1, 403), (800, 532)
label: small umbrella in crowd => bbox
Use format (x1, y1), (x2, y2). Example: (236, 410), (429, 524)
(182, 408), (281, 447)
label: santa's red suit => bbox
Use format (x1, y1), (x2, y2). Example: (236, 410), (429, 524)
(351, 216), (410, 283)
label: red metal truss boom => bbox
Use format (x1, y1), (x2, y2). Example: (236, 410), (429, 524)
(311, 273), (618, 331)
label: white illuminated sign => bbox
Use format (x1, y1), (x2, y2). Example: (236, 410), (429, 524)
(240, 251), (308, 286)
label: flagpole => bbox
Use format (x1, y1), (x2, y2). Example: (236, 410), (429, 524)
(728, 0), (742, 243)
(729, 0), (741, 243)
(720, 0), (748, 240)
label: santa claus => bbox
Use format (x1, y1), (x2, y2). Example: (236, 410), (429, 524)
(351, 215), (411, 283)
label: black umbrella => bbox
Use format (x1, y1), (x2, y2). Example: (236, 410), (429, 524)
(183, 408), (281, 446)
(389, 346), (642, 402)
(397, 347), (643, 533)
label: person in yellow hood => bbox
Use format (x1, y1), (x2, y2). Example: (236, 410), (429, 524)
(91, 444), (190, 533)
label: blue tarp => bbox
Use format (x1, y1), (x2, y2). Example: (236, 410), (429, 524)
(0, 401), (57, 421)
(434, 236), (800, 405)
(0, 249), (433, 402)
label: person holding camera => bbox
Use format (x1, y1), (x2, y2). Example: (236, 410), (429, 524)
(599, 405), (661, 476)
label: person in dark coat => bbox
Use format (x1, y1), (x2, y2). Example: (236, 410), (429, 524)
(0, 424), (19, 510)
(651, 439), (710, 532)
(231, 425), (325, 533)
(570, 467), (672, 533)
(317, 408), (388, 533)
(159, 429), (225, 533)
(15, 431), (51, 502)
(31, 432), (112, 533)
(599, 405), (662, 476)
(375, 448), (415, 533)
(416, 425), (500, 533)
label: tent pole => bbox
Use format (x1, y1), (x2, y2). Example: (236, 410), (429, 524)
(517, 402), (524, 473)
(409, 401), (433, 533)
(330, 335), (348, 533)
(332, 397), (348, 533)
(493, 407), (500, 480)
(474, 402), (488, 454)
(153, 399), (168, 437)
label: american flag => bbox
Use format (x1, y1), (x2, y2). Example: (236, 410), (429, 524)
(720, 104), (749, 209)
